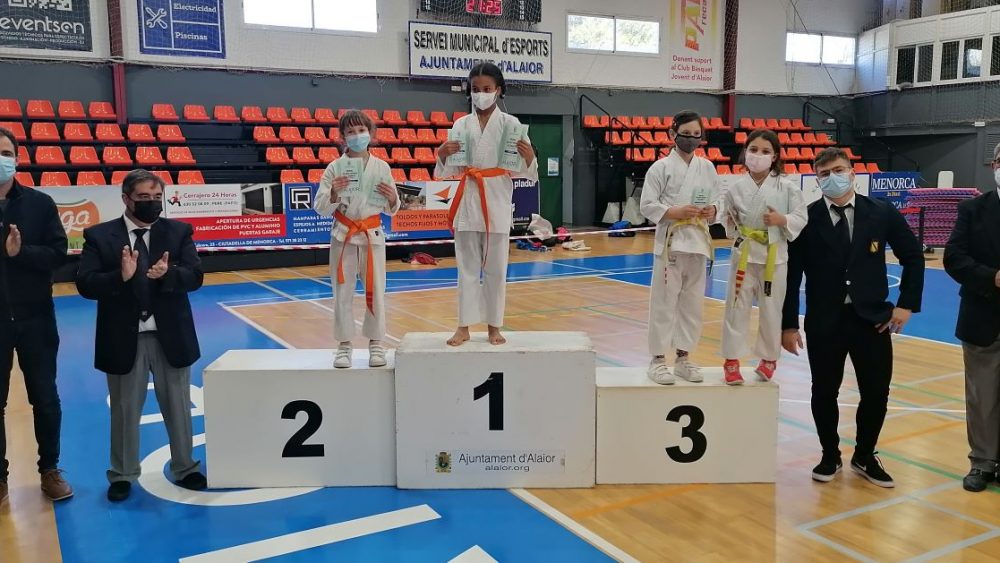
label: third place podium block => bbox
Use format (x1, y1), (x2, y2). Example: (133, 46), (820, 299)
(203, 349), (396, 489)
(596, 367), (779, 484)
(395, 332), (596, 489)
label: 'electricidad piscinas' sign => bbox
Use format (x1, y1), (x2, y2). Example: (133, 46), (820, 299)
(409, 21), (552, 83)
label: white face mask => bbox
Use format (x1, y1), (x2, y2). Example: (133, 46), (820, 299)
(471, 91), (497, 111)
(994, 168), (1000, 187)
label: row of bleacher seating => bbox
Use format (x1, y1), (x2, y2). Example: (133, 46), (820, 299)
(0, 99), (116, 121)
(253, 125), (448, 145)
(1, 122), (185, 143)
(265, 146), (437, 166)
(153, 104), (466, 126)
(583, 115), (731, 131)
(22, 145), (196, 166)
(16, 170), (205, 187)
(737, 118), (812, 131)
(608, 130), (837, 147)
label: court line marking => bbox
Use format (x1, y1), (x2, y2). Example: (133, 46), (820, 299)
(509, 489), (640, 563)
(448, 545), (499, 563)
(568, 484), (707, 520)
(778, 399), (966, 414)
(179, 505), (441, 563)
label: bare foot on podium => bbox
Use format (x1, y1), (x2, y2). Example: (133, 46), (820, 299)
(447, 327), (471, 346)
(487, 326), (506, 345)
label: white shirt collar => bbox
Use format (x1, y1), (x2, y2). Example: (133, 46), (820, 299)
(824, 193), (856, 210)
(122, 214), (156, 234)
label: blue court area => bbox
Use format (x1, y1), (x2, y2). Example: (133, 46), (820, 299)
(51, 249), (962, 562)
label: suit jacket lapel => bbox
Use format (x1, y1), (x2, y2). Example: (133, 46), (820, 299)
(849, 196), (871, 266)
(985, 194), (1000, 258)
(149, 220), (166, 262)
(111, 217), (128, 250)
(813, 202), (843, 256)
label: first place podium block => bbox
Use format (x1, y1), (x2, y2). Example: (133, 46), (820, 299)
(597, 367), (778, 484)
(203, 349), (396, 489)
(395, 332), (596, 489)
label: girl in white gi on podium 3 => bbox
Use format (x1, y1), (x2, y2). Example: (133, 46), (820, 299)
(435, 62), (539, 347)
(640, 110), (723, 385)
(720, 129), (807, 385)
(314, 109), (401, 369)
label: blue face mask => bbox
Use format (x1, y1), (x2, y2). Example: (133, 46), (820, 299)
(819, 172), (853, 199)
(0, 155), (15, 183)
(345, 132), (371, 153)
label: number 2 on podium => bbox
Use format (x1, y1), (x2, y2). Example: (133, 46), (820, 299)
(281, 400), (325, 458)
(473, 372), (504, 431)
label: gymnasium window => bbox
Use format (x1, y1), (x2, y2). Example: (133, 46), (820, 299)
(784, 33), (856, 66)
(992, 36), (1000, 76)
(941, 40), (959, 80)
(567, 14), (659, 54)
(243, 0), (378, 33)
(963, 38), (982, 78)
(896, 43), (934, 85)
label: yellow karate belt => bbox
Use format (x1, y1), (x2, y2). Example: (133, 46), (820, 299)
(734, 224), (778, 300)
(665, 217), (714, 280)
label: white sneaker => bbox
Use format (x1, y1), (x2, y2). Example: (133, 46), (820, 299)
(647, 360), (675, 385)
(369, 342), (387, 368)
(334, 344), (352, 368)
(674, 357), (703, 383)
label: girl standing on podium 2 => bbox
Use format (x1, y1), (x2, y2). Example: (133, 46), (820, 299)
(641, 110), (723, 385)
(720, 129), (807, 385)
(435, 62), (538, 346)
(314, 109), (401, 368)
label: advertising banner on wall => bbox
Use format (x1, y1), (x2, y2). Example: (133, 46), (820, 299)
(0, 0), (92, 51)
(409, 21), (552, 83)
(138, 0), (225, 59)
(668, 0), (723, 89)
(38, 180), (540, 253)
(868, 172), (920, 208)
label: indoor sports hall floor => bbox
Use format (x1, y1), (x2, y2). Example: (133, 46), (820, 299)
(2, 233), (992, 562)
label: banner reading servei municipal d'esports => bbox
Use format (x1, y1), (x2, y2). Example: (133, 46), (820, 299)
(38, 180), (539, 253)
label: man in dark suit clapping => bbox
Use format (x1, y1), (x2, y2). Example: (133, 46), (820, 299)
(76, 169), (207, 501)
(782, 148), (925, 488)
(944, 142), (1000, 493)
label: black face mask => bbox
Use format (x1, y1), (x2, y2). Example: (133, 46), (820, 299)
(130, 199), (162, 224)
(673, 133), (702, 155)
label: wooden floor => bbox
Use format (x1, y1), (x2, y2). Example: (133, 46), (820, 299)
(3, 233), (987, 562)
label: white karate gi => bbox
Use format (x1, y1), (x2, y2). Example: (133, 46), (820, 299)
(720, 173), (808, 361)
(314, 154), (401, 342)
(435, 109), (539, 327)
(641, 151), (723, 357)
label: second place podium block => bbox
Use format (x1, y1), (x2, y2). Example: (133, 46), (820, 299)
(394, 332), (597, 489)
(203, 349), (396, 489)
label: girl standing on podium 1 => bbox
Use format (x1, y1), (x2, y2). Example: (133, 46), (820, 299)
(435, 62), (538, 347)
(720, 129), (807, 385)
(641, 110), (723, 385)
(314, 109), (401, 369)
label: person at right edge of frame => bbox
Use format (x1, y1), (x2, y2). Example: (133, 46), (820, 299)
(781, 147), (924, 489)
(75, 169), (207, 502)
(943, 141), (1000, 493)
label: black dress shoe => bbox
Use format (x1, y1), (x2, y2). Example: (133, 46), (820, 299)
(963, 469), (995, 492)
(107, 481), (131, 502)
(176, 472), (207, 491)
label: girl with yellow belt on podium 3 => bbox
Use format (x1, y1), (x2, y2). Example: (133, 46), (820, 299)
(641, 110), (723, 385)
(314, 110), (401, 368)
(435, 62), (539, 347)
(720, 129), (808, 385)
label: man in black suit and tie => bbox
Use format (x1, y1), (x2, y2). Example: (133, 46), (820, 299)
(76, 169), (207, 501)
(944, 142), (1000, 493)
(782, 148), (924, 488)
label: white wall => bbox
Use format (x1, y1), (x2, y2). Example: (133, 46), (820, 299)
(0, 0), (110, 61)
(119, 0), (720, 91)
(735, 0), (873, 95)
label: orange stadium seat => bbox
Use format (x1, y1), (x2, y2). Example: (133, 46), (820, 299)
(452, 111), (468, 122)
(739, 118), (754, 130)
(111, 171), (130, 184)
(383, 110), (407, 127)
(328, 128), (343, 145)
(304, 127), (330, 144)
(88, 101), (116, 120)
(784, 163), (798, 174)
(266, 107), (292, 123)
(414, 147), (436, 165)
(290, 107), (315, 124)
(391, 168), (407, 183)
(798, 163), (814, 174)
(14, 172), (34, 186)
(867, 162), (881, 173)
(17, 146), (30, 164)
(280, 169), (305, 183)
(409, 168), (431, 181)
(318, 147), (340, 163)
(64, 123), (93, 142)
(406, 111), (430, 126)
(436, 129), (448, 144)
(854, 163), (867, 173)
(150, 170), (174, 184)
(101, 147), (132, 166)
(183, 104), (210, 121)
(242, 106), (267, 123)
(167, 146), (196, 165)
(392, 148), (417, 166)
(716, 165), (732, 175)
(96, 123), (125, 142)
(0, 99), (22, 118)
(0, 122), (26, 141)
(778, 119), (793, 131)
(397, 128), (418, 145)
(376, 128), (400, 145)
(371, 147), (392, 163)
(76, 171), (107, 186)
(26, 100), (55, 119)
(266, 147), (294, 165)
(177, 170), (205, 184)
(58, 100), (86, 120)
(34, 146), (65, 166)
(417, 129), (438, 144)
(69, 146), (100, 166)
(363, 109), (383, 125)
(315, 108), (337, 125)
(40, 172), (71, 186)
(157, 125), (186, 143)
(292, 147), (320, 165)
(127, 124), (156, 143)
(307, 169), (324, 183)
(430, 111), (453, 127)
(152, 104), (178, 121)
(30, 122), (60, 142)
(844, 147), (863, 160)
(254, 126), (280, 143)
(135, 146), (166, 166)
(214, 105), (239, 122)
(279, 126), (305, 143)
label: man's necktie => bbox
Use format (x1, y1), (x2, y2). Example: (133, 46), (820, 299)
(132, 228), (152, 321)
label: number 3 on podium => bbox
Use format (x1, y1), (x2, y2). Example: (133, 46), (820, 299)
(473, 372), (504, 431)
(665, 405), (706, 463)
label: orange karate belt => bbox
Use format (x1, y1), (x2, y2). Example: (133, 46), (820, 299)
(447, 167), (507, 265)
(334, 210), (382, 314)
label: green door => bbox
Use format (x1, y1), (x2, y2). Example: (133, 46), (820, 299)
(517, 115), (563, 226)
